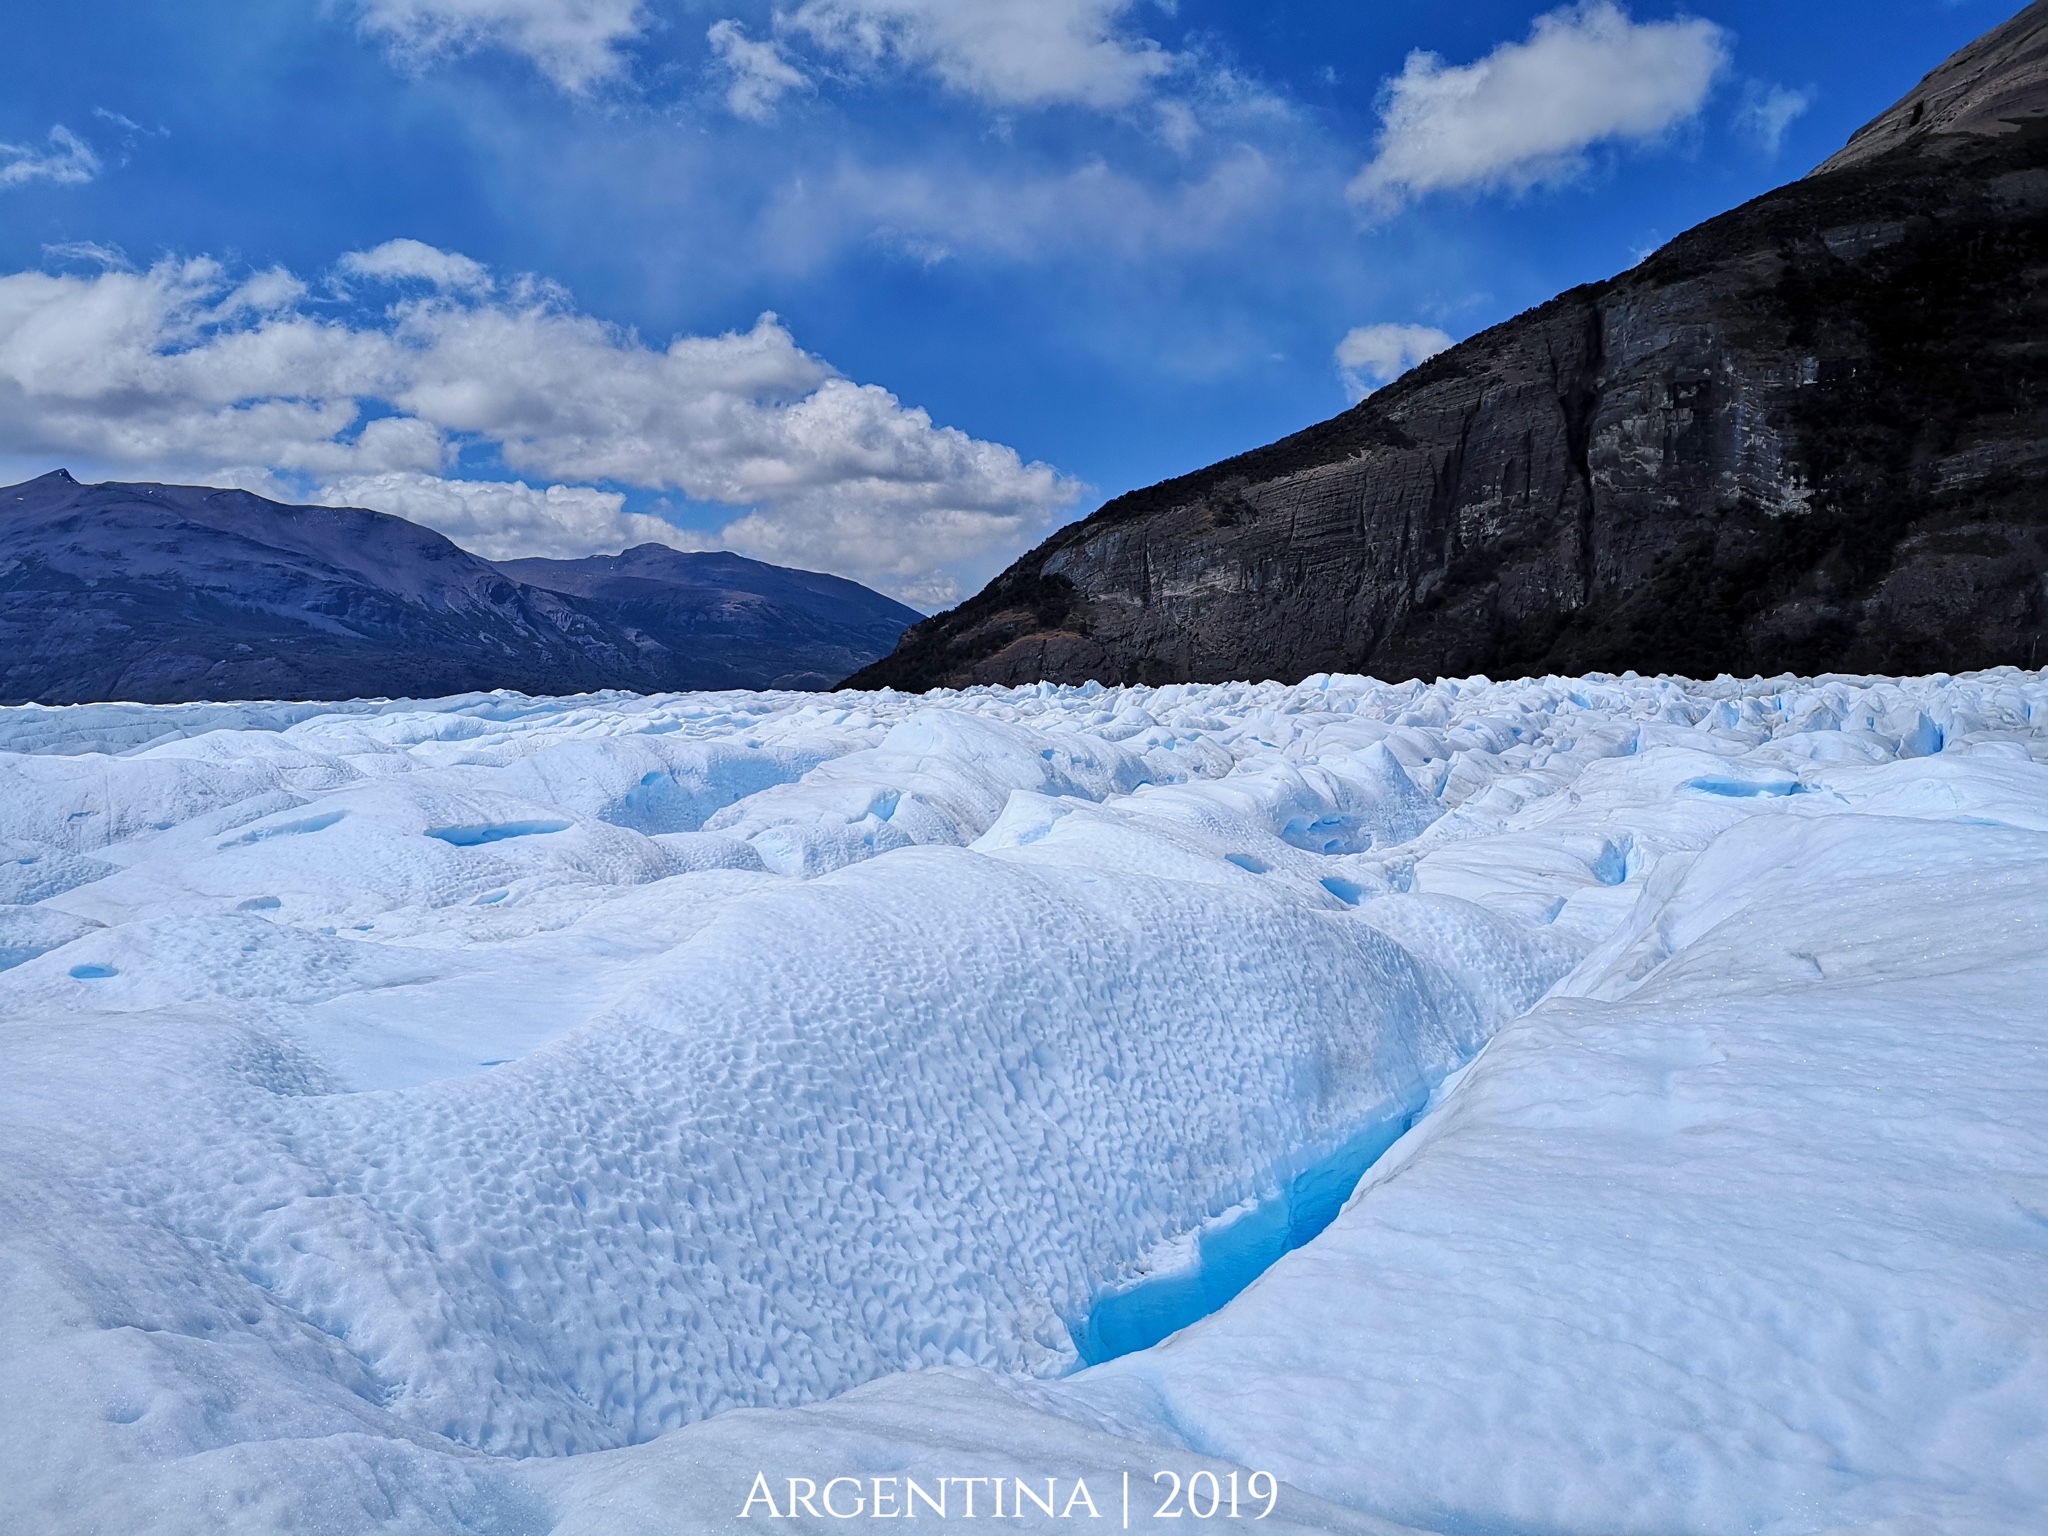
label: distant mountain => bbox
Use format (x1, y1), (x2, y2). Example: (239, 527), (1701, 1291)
(0, 471), (919, 704)
(853, 2), (2048, 691)
(494, 544), (917, 690)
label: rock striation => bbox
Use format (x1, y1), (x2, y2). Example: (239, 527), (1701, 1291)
(0, 472), (918, 703)
(852, 3), (2048, 690)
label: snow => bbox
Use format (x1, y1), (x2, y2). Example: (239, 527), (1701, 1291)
(1, 670), (2044, 1532)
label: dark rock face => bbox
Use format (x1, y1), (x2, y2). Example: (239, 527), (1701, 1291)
(1815, 2), (2048, 177)
(852, 3), (2048, 691)
(0, 473), (918, 704)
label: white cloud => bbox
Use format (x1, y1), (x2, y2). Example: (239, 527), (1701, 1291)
(356, 0), (646, 92)
(779, 0), (1177, 110)
(42, 241), (131, 270)
(340, 238), (495, 293)
(1736, 81), (1812, 157)
(1335, 323), (1454, 401)
(697, 380), (1070, 607)
(709, 20), (810, 122)
(760, 147), (1284, 269)
(317, 471), (705, 560)
(0, 126), (101, 189)
(1349, 2), (1729, 214)
(0, 247), (1079, 603)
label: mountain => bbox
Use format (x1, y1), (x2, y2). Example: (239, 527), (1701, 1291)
(0, 471), (919, 704)
(494, 544), (917, 691)
(851, 3), (2048, 692)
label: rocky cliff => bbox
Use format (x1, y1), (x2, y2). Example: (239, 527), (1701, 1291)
(0, 472), (918, 703)
(852, 3), (2048, 691)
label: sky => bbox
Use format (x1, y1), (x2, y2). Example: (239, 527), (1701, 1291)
(0, 0), (2017, 608)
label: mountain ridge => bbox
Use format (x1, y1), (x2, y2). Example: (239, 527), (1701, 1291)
(850, 2), (2048, 691)
(0, 471), (917, 704)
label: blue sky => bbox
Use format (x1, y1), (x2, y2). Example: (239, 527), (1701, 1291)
(0, 0), (2013, 605)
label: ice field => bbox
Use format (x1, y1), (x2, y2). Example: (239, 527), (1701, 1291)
(2, 669), (2045, 1533)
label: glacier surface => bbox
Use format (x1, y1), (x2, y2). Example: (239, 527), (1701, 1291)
(0, 670), (2043, 1533)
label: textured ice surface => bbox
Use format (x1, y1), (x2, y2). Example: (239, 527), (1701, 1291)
(2, 671), (2045, 1532)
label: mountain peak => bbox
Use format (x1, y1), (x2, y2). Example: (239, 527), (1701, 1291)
(1813, 0), (2048, 176)
(0, 474), (916, 703)
(852, 4), (2048, 691)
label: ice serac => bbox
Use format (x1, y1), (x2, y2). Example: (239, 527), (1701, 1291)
(0, 472), (919, 703)
(852, 2), (2048, 691)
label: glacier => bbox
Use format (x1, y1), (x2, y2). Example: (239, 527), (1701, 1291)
(0, 670), (2043, 1533)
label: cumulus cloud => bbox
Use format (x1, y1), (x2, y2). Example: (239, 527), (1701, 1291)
(1736, 81), (1812, 156)
(1349, 2), (1729, 214)
(1335, 323), (1454, 401)
(779, 0), (1177, 110)
(0, 247), (1078, 603)
(356, 0), (646, 92)
(1, 126), (101, 189)
(709, 20), (810, 122)
(317, 471), (705, 560)
(340, 238), (495, 293)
